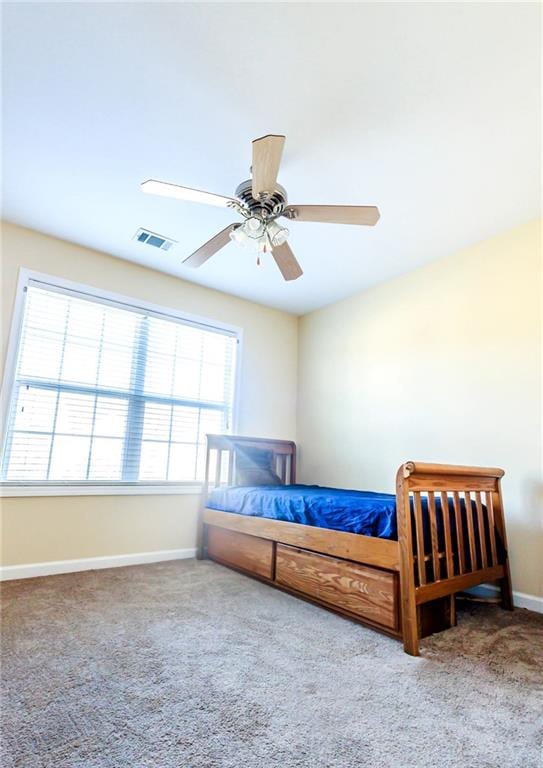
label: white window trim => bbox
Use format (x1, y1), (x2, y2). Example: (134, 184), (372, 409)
(0, 268), (243, 496)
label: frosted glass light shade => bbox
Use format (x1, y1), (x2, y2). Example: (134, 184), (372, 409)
(267, 220), (289, 246)
(229, 227), (248, 246)
(245, 217), (264, 237)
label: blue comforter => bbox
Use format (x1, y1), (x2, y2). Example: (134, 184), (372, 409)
(207, 484), (398, 539)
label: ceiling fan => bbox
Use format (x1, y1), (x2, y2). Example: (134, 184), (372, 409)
(141, 134), (380, 282)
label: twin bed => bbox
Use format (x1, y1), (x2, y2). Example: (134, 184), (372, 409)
(197, 435), (513, 655)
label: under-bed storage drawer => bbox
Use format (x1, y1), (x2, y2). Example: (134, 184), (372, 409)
(207, 525), (274, 580)
(275, 544), (398, 630)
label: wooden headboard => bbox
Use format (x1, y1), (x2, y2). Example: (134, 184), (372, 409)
(204, 434), (296, 490)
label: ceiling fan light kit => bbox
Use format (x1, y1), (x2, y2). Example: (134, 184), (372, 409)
(229, 215), (289, 255)
(140, 134), (380, 282)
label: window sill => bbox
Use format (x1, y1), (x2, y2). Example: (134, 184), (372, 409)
(0, 484), (204, 497)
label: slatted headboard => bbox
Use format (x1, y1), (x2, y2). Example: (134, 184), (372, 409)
(204, 434), (296, 491)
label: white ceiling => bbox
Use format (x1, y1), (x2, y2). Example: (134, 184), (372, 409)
(2, 2), (541, 315)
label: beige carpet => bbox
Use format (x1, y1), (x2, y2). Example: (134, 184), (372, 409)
(1, 559), (542, 768)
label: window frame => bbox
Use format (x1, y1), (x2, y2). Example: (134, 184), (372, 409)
(0, 268), (242, 496)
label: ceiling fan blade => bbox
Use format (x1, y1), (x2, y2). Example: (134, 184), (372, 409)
(282, 205), (380, 226)
(272, 242), (303, 282)
(251, 135), (285, 200)
(183, 224), (240, 268)
(141, 180), (237, 208)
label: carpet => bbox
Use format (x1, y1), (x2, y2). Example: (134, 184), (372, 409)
(1, 559), (542, 768)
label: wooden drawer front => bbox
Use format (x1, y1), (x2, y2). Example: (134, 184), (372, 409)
(275, 544), (397, 630)
(207, 525), (274, 580)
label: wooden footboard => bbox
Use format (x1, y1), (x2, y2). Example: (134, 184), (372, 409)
(396, 462), (513, 655)
(197, 436), (512, 656)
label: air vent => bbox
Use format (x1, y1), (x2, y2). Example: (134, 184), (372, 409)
(133, 228), (176, 252)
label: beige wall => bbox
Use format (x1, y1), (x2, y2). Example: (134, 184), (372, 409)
(297, 219), (542, 599)
(0, 222), (298, 566)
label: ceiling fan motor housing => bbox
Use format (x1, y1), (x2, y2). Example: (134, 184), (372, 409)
(235, 179), (288, 217)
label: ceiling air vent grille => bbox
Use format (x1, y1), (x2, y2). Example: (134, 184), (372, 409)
(133, 228), (176, 252)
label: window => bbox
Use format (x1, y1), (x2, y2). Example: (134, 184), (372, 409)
(1, 273), (239, 490)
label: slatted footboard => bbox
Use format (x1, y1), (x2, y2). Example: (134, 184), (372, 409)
(396, 462), (513, 655)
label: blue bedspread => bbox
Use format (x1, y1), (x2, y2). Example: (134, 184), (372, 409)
(207, 485), (398, 539)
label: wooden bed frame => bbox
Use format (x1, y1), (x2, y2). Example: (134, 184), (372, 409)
(197, 435), (513, 655)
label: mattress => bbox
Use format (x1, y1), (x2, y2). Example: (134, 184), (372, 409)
(207, 484), (399, 539)
(206, 484), (500, 567)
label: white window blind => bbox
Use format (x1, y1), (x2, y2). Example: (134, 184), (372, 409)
(1, 279), (238, 486)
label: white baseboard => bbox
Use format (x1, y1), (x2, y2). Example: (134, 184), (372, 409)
(0, 548), (197, 581)
(467, 584), (543, 614)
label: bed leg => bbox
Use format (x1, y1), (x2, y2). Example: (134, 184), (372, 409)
(196, 529), (205, 560)
(196, 501), (207, 560)
(493, 481), (513, 611)
(402, 611), (420, 656)
(196, 537), (205, 559)
(449, 595), (457, 626)
(500, 566), (514, 610)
